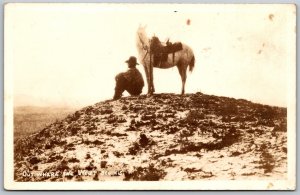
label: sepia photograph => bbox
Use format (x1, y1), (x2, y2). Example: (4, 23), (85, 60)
(4, 3), (296, 190)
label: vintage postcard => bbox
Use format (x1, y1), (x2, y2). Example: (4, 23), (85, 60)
(4, 3), (296, 190)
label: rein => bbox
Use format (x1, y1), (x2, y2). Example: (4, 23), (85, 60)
(138, 34), (150, 62)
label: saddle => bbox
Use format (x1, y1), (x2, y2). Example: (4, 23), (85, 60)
(150, 36), (183, 67)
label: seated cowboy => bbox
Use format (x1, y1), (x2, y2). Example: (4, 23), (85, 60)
(113, 56), (144, 100)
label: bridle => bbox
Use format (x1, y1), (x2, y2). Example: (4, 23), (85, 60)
(138, 34), (150, 62)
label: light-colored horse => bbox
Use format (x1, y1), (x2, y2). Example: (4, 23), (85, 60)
(136, 26), (195, 95)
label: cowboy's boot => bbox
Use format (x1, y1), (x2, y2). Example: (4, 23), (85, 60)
(113, 90), (123, 100)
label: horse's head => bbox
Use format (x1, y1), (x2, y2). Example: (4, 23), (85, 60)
(137, 24), (147, 37)
(136, 25), (149, 50)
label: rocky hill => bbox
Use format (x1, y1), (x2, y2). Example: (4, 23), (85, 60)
(14, 93), (287, 181)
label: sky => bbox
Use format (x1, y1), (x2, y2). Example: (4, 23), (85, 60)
(5, 4), (295, 108)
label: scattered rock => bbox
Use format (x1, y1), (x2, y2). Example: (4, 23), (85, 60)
(68, 157), (80, 163)
(139, 134), (149, 147)
(85, 153), (91, 159)
(29, 157), (40, 165)
(124, 164), (166, 181)
(128, 142), (140, 155)
(101, 161), (107, 168)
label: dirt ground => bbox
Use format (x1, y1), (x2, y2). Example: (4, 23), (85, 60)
(14, 93), (287, 181)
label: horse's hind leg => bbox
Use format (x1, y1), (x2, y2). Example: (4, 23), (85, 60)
(177, 63), (187, 95)
(181, 73), (187, 95)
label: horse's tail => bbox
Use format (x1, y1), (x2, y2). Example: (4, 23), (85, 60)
(189, 55), (195, 72)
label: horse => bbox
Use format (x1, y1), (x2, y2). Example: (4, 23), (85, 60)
(136, 25), (195, 95)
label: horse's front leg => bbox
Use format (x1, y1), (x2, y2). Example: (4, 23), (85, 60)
(146, 55), (154, 95)
(143, 65), (151, 94)
(152, 83), (155, 93)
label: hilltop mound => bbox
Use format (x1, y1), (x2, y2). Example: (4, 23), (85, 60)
(14, 93), (287, 181)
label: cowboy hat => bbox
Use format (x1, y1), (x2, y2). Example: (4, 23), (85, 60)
(125, 56), (139, 65)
